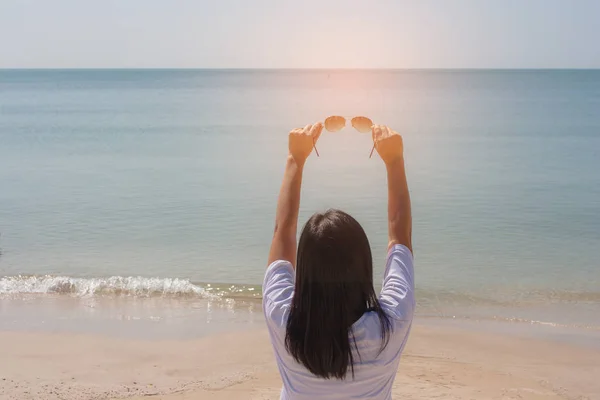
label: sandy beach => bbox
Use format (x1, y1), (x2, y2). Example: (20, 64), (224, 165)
(1, 323), (598, 400)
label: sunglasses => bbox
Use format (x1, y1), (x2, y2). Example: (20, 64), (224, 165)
(324, 116), (374, 133)
(313, 116), (376, 158)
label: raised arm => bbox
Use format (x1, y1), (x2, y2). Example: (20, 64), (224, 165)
(372, 125), (412, 253)
(268, 123), (323, 267)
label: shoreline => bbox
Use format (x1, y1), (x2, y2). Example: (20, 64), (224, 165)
(1, 322), (599, 400)
(1, 292), (599, 345)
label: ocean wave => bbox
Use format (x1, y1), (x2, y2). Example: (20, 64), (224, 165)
(1, 275), (598, 305)
(0, 275), (218, 298)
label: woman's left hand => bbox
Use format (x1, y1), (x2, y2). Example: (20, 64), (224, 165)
(289, 122), (323, 165)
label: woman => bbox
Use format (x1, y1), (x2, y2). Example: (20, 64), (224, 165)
(263, 122), (414, 399)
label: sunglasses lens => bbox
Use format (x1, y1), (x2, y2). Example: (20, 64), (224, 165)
(324, 116), (346, 132)
(351, 117), (373, 133)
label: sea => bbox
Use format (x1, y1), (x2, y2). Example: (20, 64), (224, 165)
(0, 69), (599, 343)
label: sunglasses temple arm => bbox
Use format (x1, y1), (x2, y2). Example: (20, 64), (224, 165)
(369, 144), (375, 159)
(313, 138), (320, 157)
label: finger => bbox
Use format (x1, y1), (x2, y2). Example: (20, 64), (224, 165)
(310, 122), (323, 141)
(382, 125), (392, 139)
(372, 124), (382, 143)
(303, 124), (312, 135)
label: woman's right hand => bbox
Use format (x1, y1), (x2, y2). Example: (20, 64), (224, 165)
(372, 125), (404, 165)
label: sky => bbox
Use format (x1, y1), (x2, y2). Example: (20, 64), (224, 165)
(1, 0), (599, 69)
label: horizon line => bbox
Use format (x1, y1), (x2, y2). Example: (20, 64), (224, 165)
(1, 67), (599, 71)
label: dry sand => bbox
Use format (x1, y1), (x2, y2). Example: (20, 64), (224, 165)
(0, 324), (598, 400)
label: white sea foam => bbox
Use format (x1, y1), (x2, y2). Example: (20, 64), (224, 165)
(0, 275), (217, 298)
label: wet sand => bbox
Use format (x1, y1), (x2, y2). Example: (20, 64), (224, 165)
(1, 323), (599, 400)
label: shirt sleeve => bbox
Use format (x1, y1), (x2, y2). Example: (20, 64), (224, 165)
(379, 244), (415, 321)
(262, 260), (295, 329)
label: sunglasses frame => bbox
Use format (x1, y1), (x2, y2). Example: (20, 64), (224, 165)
(324, 115), (374, 133)
(313, 116), (376, 158)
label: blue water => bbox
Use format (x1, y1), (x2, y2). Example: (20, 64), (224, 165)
(0, 70), (599, 330)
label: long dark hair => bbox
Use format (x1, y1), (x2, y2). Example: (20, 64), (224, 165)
(285, 209), (391, 380)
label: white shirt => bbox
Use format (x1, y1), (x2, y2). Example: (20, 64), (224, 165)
(262, 244), (415, 400)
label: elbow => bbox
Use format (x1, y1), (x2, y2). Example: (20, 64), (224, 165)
(389, 221), (412, 253)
